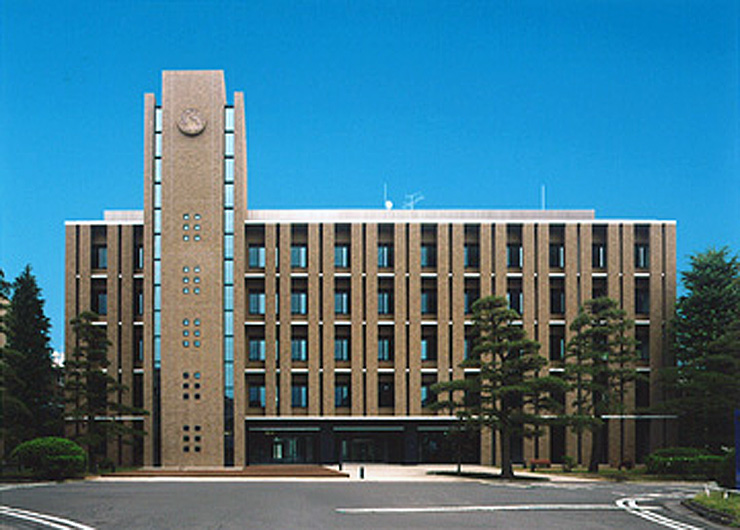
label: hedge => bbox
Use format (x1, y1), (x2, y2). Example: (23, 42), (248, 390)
(10, 437), (86, 479)
(645, 447), (735, 485)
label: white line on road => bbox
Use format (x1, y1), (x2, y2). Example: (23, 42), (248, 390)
(0, 505), (96, 530)
(615, 498), (703, 530)
(338, 504), (622, 514)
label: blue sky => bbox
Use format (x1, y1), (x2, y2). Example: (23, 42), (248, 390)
(1, 0), (738, 351)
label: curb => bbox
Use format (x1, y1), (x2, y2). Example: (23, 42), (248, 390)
(681, 499), (737, 527)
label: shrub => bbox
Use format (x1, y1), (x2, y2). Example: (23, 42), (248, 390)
(715, 449), (736, 489)
(645, 452), (723, 478)
(10, 437), (86, 479)
(649, 447), (710, 459)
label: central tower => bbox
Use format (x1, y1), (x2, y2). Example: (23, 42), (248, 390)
(143, 71), (247, 467)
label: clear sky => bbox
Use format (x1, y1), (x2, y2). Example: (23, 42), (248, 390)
(1, 0), (738, 352)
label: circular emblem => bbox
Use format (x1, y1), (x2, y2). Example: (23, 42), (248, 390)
(177, 108), (207, 136)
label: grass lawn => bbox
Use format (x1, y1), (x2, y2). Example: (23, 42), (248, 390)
(691, 491), (740, 527)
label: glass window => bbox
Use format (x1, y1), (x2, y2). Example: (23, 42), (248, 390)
(95, 292), (107, 316)
(155, 134), (162, 157)
(290, 245), (307, 268)
(224, 159), (234, 183)
(248, 292), (266, 315)
(464, 338), (472, 359)
(636, 326), (650, 361)
(249, 385), (265, 408)
(92, 245), (107, 269)
(549, 328), (565, 361)
(154, 107), (163, 132)
(421, 338), (436, 361)
(224, 235), (234, 259)
(378, 290), (393, 315)
(550, 288), (565, 314)
(224, 285), (234, 311)
(225, 133), (235, 156)
(334, 338), (350, 361)
(464, 244), (479, 268)
(224, 210), (234, 234)
(636, 287), (650, 314)
(592, 244), (606, 269)
(136, 291), (144, 315)
(549, 244), (565, 268)
(421, 245), (436, 268)
(378, 338), (393, 362)
(224, 260), (234, 284)
(421, 290), (436, 314)
(507, 289), (522, 314)
(334, 245), (350, 268)
(248, 246), (266, 268)
(378, 245), (393, 268)
(154, 184), (162, 208)
(378, 382), (394, 408)
(421, 383), (435, 408)
(335, 384), (350, 408)
(291, 384), (307, 408)
(224, 184), (234, 208)
(507, 244), (522, 268)
(135, 245), (144, 269)
(464, 290), (478, 314)
(291, 291), (307, 315)
(154, 159), (162, 183)
(291, 339), (307, 361)
(635, 244), (650, 269)
(225, 107), (235, 131)
(335, 291), (349, 314)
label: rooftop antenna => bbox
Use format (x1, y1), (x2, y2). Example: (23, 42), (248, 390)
(541, 184), (546, 210)
(383, 183), (393, 210)
(403, 192), (424, 210)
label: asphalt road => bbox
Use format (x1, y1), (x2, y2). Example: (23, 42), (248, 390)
(0, 479), (719, 529)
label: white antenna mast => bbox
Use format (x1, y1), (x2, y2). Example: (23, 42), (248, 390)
(383, 183), (393, 210)
(403, 192), (424, 210)
(541, 185), (546, 210)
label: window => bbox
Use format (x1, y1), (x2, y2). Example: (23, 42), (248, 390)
(507, 288), (522, 314)
(135, 245), (144, 269)
(94, 292), (107, 316)
(291, 245), (307, 268)
(378, 337), (393, 362)
(334, 245), (350, 268)
(378, 290), (393, 315)
(635, 244), (650, 269)
(248, 292), (266, 315)
(421, 290), (436, 314)
(550, 288), (565, 314)
(549, 327), (565, 361)
(378, 244), (393, 268)
(92, 245), (108, 269)
(378, 381), (394, 408)
(249, 385), (265, 408)
(464, 337), (472, 359)
(421, 245), (436, 268)
(592, 244), (606, 269)
(249, 339), (265, 361)
(334, 338), (350, 361)
(507, 244), (523, 268)
(335, 291), (349, 314)
(464, 244), (479, 268)
(421, 337), (436, 361)
(636, 326), (650, 361)
(464, 290), (478, 314)
(636, 286), (650, 314)
(549, 244), (565, 268)
(291, 384), (307, 408)
(248, 246), (265, 268)
(291, 339), (307, 361)
(421, 383), (435, 408)
(135, 290), (144, 315)
(335, 384), (350, 408)
(291, 291), (307, 315)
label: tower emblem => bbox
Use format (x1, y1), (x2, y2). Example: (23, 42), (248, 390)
(177, 108), (207, 136)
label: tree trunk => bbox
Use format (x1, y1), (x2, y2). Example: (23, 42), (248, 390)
(588, 424), (601, 473)
(500, 428), (514, 478)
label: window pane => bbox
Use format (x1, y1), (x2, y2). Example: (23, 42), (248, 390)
(224, 184), (234, 208)
(225, 133), (235, 156)
(225, 107), (235, 131)
(224, 159), (234, 183)
(154, 184), (162, 209)
(224, 210), (234, 234)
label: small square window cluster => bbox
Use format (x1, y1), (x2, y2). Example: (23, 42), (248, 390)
(182, 424), (202, 453)
(182, 213), (203, 242)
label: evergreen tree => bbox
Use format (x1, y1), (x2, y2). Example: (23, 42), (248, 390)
(660, 247), (740, 451)
(0, 266), (62, 455)
(65, 312), (146, 471)
(433, 296), (568, 478)
(564, 297), (639, 472)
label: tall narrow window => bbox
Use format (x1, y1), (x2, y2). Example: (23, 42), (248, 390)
(248, 246), (265, 268)
(378, 337), (393, 361)
(635, 244), (650, 269)
(334, 338), (350, 361)
(335, 291), (350, 314)
(290, 245), (307, 268)
(248, 292), (266, 315)
(334, 245), (350, 268)
(378, 290), (393, 315)
(249, 339), (266, 361)
(291, 384), (308, 408)
(291, 291), (307, 315)
(549, 244), (565, 268)
(378, 245), (393, 268)
(420, 245), (436, 268)
(464, 244), (479, 268)
(92, 245), (108, 269)
(335, 384), (351, 408)
(507, 288), (522, 314)
(291, 339), (308, 361)
(507, 244), (523, 268)
(592, 244), (606, 269)
(550, 288), (565, 314)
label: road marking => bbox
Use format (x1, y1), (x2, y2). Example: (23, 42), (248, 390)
(338, 504), (621, 514)
(615, 498), (703, 530)
(0, 506), (96, 530)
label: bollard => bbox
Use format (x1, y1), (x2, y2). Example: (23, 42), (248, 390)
(359, 466), (365, 479)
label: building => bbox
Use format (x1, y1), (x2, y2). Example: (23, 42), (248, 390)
(65, 70), (676, 468)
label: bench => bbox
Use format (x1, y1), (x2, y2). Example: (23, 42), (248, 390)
(529, 458), (551, 471)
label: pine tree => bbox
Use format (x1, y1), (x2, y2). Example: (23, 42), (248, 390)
(1, 266), (62, 455)
(565, 297), (639, 472)
(433, 296), (568, 478)
(660, 247), (740, 451)
(65, 312), (146, 471)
